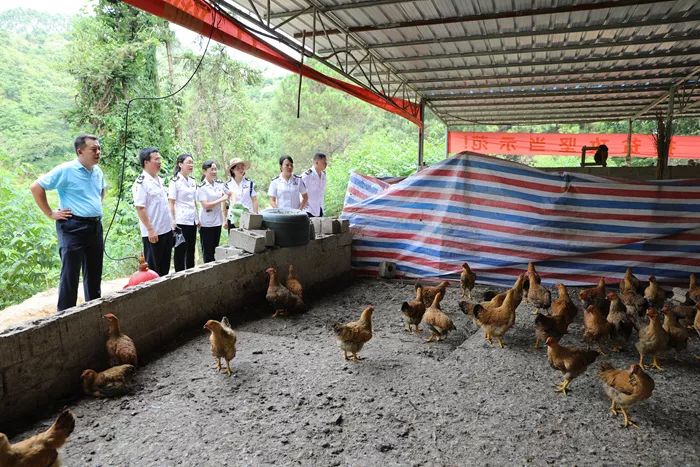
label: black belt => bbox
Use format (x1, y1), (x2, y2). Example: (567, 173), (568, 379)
(71, 215), (102, 223)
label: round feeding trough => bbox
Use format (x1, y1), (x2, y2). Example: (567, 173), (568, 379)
(261, 208), (310, 247)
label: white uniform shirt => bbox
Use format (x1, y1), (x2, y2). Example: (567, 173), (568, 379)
(301, 168), (327, 216)
(197, 179), (228, 227)
(267, 174), (307, 210)
(224, 177), (257, 212)
(168, 173), (198, 225)
(132, 170), (173, 237)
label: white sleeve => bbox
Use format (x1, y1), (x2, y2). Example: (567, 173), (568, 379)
(132, 180), (147, 207)
(267, 180), (277, 198)
(298, 178), (307, 195)
(168, 180), (177, 200)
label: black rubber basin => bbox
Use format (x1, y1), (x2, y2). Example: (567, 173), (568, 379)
(261, 208), (310, 247)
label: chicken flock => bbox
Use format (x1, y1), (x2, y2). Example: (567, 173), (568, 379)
(3, 262), (700, 463)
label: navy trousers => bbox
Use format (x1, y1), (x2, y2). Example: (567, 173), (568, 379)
(174, 224), (197, 271)
(56, 217), (104, 312)
(142, 231), (173, 277)
(199, 225), (221, 263)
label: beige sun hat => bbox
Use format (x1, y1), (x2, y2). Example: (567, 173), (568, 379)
(228, 157), (250, 173)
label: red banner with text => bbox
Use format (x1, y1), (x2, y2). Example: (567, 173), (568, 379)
(447, 132), (699, 159)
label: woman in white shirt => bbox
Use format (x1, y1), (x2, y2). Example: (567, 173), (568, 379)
(268, 155), (308, 210)
(225, 157), (259, 230)
(197, 160), (228, 263)
(168, 153), (198, 272)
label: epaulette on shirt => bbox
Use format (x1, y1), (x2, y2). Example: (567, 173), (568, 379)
(171, 175), (178, 182)
(136, 174), (145, 184)
(294, 174), (302, 178)
(215, 179), (225, 184)
(197, 181), (206, 188)
(304, 168), (312, 175)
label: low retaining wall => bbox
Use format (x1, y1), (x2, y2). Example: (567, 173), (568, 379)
(0, 232), (352, 429)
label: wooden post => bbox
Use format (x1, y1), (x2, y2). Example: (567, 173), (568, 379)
(656, 86), (676, 179)
(445, 126), (449, 159)
(625, 119), (632, 167)
(417, 99), (425, 169)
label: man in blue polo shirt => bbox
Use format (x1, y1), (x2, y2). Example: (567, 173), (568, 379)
(30, 135), (105, 312)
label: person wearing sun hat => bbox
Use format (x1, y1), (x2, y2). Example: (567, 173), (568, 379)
(224, 157), (259, 230)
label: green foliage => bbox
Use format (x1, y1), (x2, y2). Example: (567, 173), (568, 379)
(0, 157), (60, 309)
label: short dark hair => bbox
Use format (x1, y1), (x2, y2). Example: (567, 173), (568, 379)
(139, 147), (160, 167)
(313, 152), (327, 161)
(279, 155), (294, 168)
(74, 134), (98, 153)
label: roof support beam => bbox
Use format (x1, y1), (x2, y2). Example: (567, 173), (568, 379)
(436, 97), (659, 109)
(631, 65), (700, 118)
(293, 0), (676, 38)
(356, 48), (700, 78)
(429, 87), (672, 102)
(317, 13), (700, 54)
(382, 32), (700, 65)
(269, 0), (408, 19)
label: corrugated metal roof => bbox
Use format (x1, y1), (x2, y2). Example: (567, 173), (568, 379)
(215, 0), (700, 125)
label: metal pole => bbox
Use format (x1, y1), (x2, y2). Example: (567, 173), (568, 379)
(445, 125), (450, 159)
(417, 99), (425, 169)
(625, 119), (632, 166)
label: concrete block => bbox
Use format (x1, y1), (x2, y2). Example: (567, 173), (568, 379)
(338, 231), (353, 246)
(250, 229), (275, 247)
(310, 217), (323, 234)
(18, 323), (62, 358)
(309, 222), (315, 240)
(229, 228), (266, 254)
(322, 218), (341, 234)
(216, 245), (245, 260)
(240, 212), (263, 230)
(0, 334), (23, 366)
(378, 261), (397, 279)
(339, 219), (350, 233)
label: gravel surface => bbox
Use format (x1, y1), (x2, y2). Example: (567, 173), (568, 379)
(11, 279), (700, 466)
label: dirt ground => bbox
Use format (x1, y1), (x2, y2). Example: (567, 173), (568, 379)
(0, 278), (129, 332)
(10, 279), (700, 466)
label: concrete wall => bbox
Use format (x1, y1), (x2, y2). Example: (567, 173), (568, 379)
(540, 165), (700, 181)
(0, 232), (352, 429)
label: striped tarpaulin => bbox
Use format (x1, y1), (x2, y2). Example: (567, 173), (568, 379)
(341, 152), (700, 288)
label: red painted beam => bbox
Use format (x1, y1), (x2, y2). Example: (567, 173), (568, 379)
(122, 0), (423, 127)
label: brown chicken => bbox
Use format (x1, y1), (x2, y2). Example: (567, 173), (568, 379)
(661, 305), (689, 355)
(421, 291), (456, 343)
(523, 262), (541, 291)
(550, 284), (578, 324)
(0, 409), (75, 467)
(204, 317), (237, 376)
(81, 364), (136, 397)
(471, 288), (517, 348)
(480, 274), (526, 310)
(620, 287), (647, 318)
(286, 264), (303, 299)
(419, 280), (449, 308)
(333, 306), (373, 361)
(695, 305), (700, 360)
(266, 267), (305, 317)
(668, 303), (697, 328)
(526, 272), (551, 314)
(635, 308), (669, 370)
(104, 313), (138, 367)
(688, 273), (700, 304)
(644, 276), (671, 309)
(401, 285), (426, 333)
(599, 363), (655, 428)
(545, 337), (599, 395)
(460, 263), (476, 300)
(579, 277), (607, 309)
(619, 267), (643, 294)
(606, 292), (635, 351)
(582, 304), (613, 354)
(533, 312), (570, 349)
